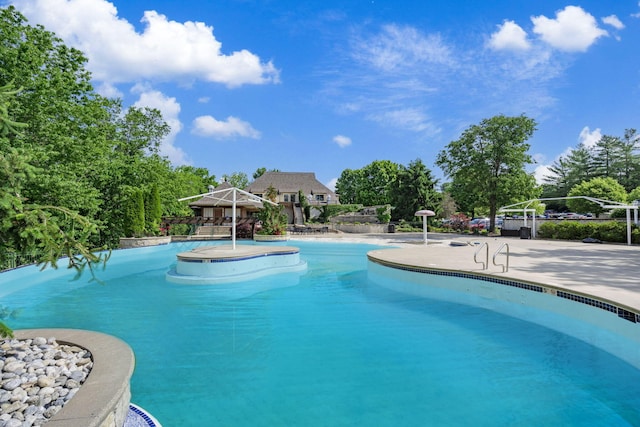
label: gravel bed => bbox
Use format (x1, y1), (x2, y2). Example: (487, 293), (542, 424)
(0, 337), (93, 427)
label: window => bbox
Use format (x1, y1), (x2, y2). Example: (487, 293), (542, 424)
(315, 194), (325, 202)
(284, 195), (289, 202)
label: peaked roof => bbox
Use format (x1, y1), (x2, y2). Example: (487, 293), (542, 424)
(245, 172), (336, 197)
(188, 181), (263, 208)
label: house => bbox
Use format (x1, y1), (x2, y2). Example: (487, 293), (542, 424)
(245, 172), (338, 224)
(245, 172), (338, 205)
(166, 172), (338, 235)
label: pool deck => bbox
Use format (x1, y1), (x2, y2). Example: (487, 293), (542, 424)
(290, 232), (640, 313)
(177, 244), (300, 260)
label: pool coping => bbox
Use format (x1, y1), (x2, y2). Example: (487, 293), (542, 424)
(367, 254), (640, 326)
(13, 328), (135, 427)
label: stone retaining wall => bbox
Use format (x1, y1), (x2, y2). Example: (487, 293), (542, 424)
(118, 236), (171, 248)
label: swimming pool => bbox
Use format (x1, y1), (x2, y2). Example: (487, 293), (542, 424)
(2, 240), (640, 426)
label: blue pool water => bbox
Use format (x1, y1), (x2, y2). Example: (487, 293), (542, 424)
(2, 241), (640, 426)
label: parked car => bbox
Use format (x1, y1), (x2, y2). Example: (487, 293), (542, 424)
(469, 218), (490, 230)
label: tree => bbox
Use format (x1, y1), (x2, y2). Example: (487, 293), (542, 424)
(256, 185), (287, 235)
(335, 160), (400, 206)
(145, 184), (162, 234)
(253, 167), (279, 180)
(390, 158), (440, 221)
(222, 171), (249, 189)
(334, 168), (362, 204)
(0, 82), (107, 337)
(566, 177), (627, 218)
(436, 114), (538, 231)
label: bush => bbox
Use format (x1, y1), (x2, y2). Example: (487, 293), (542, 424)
(538, 221), (634, 243)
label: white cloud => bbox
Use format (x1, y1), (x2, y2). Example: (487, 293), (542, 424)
(534, 164), (552, 184)
(192, 115), (261, 139)
(11, 0), (280, 87)
(602, 15), (625, 30)
(531, 6), (608, 52)
(131, 85), (190, 165)
(352, 24), (453, 72)
(488, 20), (530, 51)
(333, 135), (352, 148)
(370, 108), (440, 135)
(95, 82), (123, 98)
(326, 178), (338, 192)
(579, 126), (602, 148)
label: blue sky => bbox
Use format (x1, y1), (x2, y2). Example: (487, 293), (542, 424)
(6, 0), (640, 190)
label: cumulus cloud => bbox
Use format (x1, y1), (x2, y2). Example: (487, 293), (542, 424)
(531, 6), (608, 52)
(333, 135), (352, 148)
(11, 0), (279, 87)
(131, 84), (190, 165)
(578, 126), (602, 148)
(602, 15), (625, 30)
(488, 20), (530, 51)
(192, 115), (261, 139)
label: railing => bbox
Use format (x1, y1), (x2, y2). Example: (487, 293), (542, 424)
(1, 252), (41, 271)
(493, 243), (510, 273)
(473, 241), (489, 270)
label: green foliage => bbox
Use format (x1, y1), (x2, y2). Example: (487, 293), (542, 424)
(543, 129), (640, 198)
(145, 184), (162, 234)
(256, 185), (288, 235)
(222, 172), (249, 189)
(376, 205), (392, 223)
(566, 177), (627, 217)
(391, 158), (440, 221)
(335, 160), (400, 206)
(538, 220), (635, 243)
(122, 187), (145, 237)
(436, 114), (539, 231)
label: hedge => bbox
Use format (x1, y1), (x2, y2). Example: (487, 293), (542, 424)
(537, 221), (640, 244)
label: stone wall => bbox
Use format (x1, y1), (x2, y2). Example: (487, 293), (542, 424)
(118, 236), (171, 248)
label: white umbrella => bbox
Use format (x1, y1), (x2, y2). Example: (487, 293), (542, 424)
(415, 209), (435, 244)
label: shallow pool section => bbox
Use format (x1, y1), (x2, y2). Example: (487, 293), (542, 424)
(3, 241), (640, 426)
(166, 244), (307, 284)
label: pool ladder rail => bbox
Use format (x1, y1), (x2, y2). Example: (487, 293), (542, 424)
(472, 241), (510, 273)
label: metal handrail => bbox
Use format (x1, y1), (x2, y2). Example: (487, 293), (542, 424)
(493, 242), (510, 273)
(473, 242), (488, 270)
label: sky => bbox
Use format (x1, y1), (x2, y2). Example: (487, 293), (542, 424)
(4, 0), (640, 190)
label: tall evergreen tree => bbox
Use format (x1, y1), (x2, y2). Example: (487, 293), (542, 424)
(391, 159), (440, 221)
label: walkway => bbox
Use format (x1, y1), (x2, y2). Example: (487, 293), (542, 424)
(291, 232), (640, 312)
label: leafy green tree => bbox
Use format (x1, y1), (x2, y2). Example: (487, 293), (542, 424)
(223, 171), (249, 189)
(334, 168), (362, 204)
(567, 177), (627, 217)
(391, 158), (440, 221)
(253, 167), (280, 180)
(335, 160), (400, 206)
(436, 114), (538, 230)
(0, 82), (106, 337)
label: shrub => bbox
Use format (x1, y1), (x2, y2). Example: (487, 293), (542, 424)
(538, 220), (633, 243)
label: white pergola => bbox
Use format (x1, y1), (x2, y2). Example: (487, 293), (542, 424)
(178, 187), (278, 250)
(500, 196), (639, 245)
